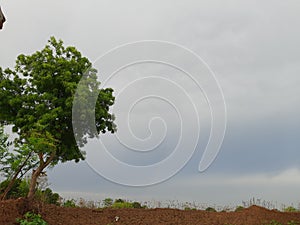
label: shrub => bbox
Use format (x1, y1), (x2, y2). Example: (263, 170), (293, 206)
(63, 199), (76, 208)
(284, 206), (298, 212)
(184, 207), (196, 211)
(35, 188), (61, 205)
(205, 207), (217, 212)
(103, 198), (113, 207)
(0, 179), (29, 199)
(111, 201), (133, 209)
(132, 202), (142, 209)
(16, 212), (48, 225)
(235, 206), (245, 212)
(114, 198), (125, 203)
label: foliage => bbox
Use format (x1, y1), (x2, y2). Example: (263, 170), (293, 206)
(283, 206), (298, 212)
(184, 207), (197, 211)
(0, 178), (29, 199)
(111, 201), (134, 209)
(35, 187), (61, 205)
(0, 125), (38, 200)
(234, 205), (245, 212)
(0, 37), (116, 198)
(104, 199), (146, 209)
(63, 199), (76, 208)
(114, 198), (125, 203)
(132, 201), (143, 209)
(0, 126), (10, 162)
(0, 141), (38, 180)
(0, 177), (60, 204)
(16, 212), (48, 225)
(288, 221), (300, 225)
(103, 198), (113, 207)
(205, 207), (217, 212)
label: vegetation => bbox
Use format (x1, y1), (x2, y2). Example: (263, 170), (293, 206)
(110, 199), (145, 209)
(0, 177), (61, 205)
(16, 212), (48, 225)
(63, 199), (76, 208)
(284, 206), (298, 212)
(205, 207), (217, 212)
(0, 178), (29, 199)
(0, 37), (116, 199)
(0, 126), (38, 200)
(235, 205), (245, 212)
(103, 198), (113, 207)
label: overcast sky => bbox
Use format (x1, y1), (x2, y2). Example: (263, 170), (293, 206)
(1, 0), (300, 207)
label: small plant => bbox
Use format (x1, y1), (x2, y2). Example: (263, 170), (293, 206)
(16, 212), (48, 225)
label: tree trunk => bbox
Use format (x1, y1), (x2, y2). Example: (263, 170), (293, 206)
(1, 152), (32, 200)
(27, 167), (43, 200)
(1, 172), (19, 200)
(27, 152), (55, 200)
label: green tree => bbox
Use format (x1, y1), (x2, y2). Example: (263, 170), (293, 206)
(0, 37), (116, 199)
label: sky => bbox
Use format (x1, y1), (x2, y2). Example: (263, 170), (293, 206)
(0, 0), (300, 207)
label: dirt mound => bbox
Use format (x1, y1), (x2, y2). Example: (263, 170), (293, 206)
(1, 199), (300, 225)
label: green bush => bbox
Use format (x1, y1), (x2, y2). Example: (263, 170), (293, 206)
(0, 179), (29, 199)
(184, 207), (196, 211)
(108, 199), (146, 209)
(63, 199), (76, 208)
(35, 188), (61, 205)
(205, 207), (217, 212)
(235, 206), (245, 212)
(132, 201), (142, 209)
(16, 212), (48, 225)
(114, 198), (125, 203)
(284, 206), (298, 212)
(0, 178), (60, 205)
(111, 201), (134, 209)
(103, 198), (113, 207)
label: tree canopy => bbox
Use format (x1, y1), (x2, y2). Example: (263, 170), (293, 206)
(0, 37), (116, 198)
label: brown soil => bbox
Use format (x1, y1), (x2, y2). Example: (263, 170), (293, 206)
(1, 198), (300, 225)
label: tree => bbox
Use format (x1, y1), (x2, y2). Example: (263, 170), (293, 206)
(0, 37), (116, 199)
